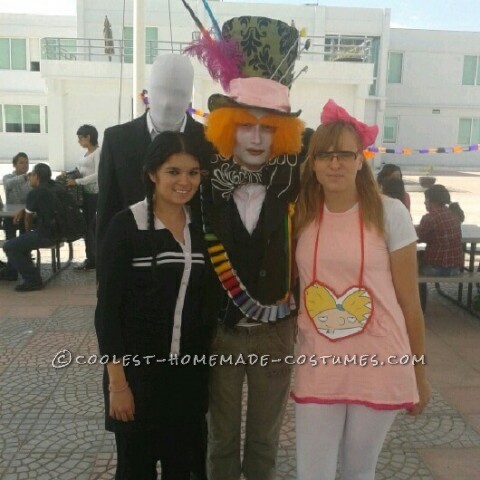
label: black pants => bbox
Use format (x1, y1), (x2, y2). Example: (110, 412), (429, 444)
(114, 422), (206, 480)
(2, 218), (26, 276)
(82, 192), (98, 265)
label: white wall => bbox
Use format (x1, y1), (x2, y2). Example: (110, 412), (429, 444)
(385, 28), (480, 168)
(0, 14), (76, 163)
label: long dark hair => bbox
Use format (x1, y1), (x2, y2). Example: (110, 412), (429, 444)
(143, 131), (200, 280)
(377, 163), (402, 187)
(425, 184), (465, 223)
(381, 177), (407, 206)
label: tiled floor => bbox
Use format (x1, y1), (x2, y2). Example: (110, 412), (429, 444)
(1, 170), (480, 479)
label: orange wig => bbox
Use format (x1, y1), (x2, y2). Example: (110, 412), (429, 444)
(205, 108), (305, 158)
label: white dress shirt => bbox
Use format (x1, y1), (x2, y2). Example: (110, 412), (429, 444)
(147, 111), (187, 139)
(232, 184), (266, 235)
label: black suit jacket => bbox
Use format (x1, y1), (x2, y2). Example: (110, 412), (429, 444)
(198, 154), (302, 326)
(96, 112), (209, 253)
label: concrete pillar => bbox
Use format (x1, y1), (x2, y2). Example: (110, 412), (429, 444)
(46, 78), (66, 171)
(133, 0), (145, 119)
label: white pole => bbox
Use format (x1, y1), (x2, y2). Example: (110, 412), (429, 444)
(133, 0), (146, 118)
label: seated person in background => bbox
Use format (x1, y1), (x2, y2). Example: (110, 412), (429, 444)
(381, 177), (409, 209)
(3, 164), (60, 291)
(1, 152), (32, 280)
(377, 163), (410, 210)
(416, 184), (464, 277)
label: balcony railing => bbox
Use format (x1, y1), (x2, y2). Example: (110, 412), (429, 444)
(41, 35), (374, 64)
(41, 38), (187, 64)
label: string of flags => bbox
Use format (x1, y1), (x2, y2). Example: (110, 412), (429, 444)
(187, 107), (209, 118)
(187, 108), (480, 156)
(366, 145), (480, 155)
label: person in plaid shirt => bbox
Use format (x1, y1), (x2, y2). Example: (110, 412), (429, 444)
(416, 184), (464, 274)
(416, 184), (465, 310)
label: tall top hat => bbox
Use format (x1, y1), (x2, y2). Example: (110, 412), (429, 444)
(181, 2), (302, 116)
(221, 16), (299, 87)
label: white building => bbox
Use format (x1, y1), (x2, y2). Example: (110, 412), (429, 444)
(0, 13), (76, 164)
(1, 0), (479, 170)
(385, 28), (480, 168)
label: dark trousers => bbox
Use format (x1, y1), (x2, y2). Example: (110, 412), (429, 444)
(3, 231), (53, 284)
(114, 422), (206, 480)
(2, 218), (26, 276)
(82, 192), (98, 265)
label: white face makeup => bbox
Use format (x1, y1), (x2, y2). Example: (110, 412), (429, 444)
(148, 55), (194, 132)
(233, 108), (274, 170)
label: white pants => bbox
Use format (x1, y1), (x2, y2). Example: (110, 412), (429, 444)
(296, 403), (398, 480)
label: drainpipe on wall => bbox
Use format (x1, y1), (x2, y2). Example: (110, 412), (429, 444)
(133, 0), (146, 119)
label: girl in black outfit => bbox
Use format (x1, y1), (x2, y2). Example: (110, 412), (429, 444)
(95, 131), (209, 480)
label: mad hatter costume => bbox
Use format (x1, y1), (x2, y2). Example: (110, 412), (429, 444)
(183, 6), (305, 480)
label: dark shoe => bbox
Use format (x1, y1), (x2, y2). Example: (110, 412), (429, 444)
(74, 260), (96, 271)
(0, 269), (18, 281)
(15, 282), (44, 292)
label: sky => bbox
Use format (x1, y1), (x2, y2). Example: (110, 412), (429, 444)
(1, 0), (480, 32)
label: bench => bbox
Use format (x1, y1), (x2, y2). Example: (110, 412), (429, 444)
(1, 239), (73, 285)
(419, 271), (480, 318)
(36, 240), (73, 284)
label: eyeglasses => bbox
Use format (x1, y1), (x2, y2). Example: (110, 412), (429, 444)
(313, 151), (358, 163)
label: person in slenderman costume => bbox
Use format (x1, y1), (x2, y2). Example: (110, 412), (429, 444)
(96, 54), (211, 255)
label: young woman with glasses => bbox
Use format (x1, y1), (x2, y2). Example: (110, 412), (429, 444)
(291, 99), (430, 480)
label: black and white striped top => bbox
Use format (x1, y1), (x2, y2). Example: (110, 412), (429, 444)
(95, 199), (207, 360)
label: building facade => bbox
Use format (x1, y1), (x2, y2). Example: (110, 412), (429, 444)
(1, 0), (479, 170)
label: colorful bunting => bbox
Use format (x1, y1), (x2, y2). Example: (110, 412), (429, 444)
(365, 144), (480, 156)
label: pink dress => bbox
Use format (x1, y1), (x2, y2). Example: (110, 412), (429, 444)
(291, 199), (419, 410)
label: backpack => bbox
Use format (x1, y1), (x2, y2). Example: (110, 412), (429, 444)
(55, 168), (84, 207)
(51, 184), (86, 242)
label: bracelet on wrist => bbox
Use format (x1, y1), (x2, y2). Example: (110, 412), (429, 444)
(108, 382), (129, 393)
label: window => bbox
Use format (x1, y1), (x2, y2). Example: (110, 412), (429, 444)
(146, 27), (158, 64)
(23, 105), (41, 133)
(3, 105), (41, 133)
(123, 27), (159, 64)
(123, 27), (133, 64)
(325, 35), (372, 62)
(387, 52), (403, 84)
(0, 38), (27, 70)
(5, 105), (22, 132)
(462, 56), (480, 85)
(43, 38), (77, 60)
(383, 117), (398, 143)
(458, 118), (480, 144)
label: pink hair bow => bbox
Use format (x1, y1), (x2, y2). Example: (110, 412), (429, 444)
(321, 99), (379, 149)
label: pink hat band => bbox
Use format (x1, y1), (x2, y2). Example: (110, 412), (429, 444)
(208, 77), (301, 116)
(229, 77), (292, 113)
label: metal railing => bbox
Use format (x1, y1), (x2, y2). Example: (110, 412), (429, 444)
(41, 35), (374, 64)
(41, 38), (187, 64)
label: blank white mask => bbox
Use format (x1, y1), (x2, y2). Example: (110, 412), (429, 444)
(148, 54), (194, 132)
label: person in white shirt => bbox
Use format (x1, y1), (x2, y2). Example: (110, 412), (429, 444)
(0, 152), (32, 281)
(67, 124), (100, 270)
